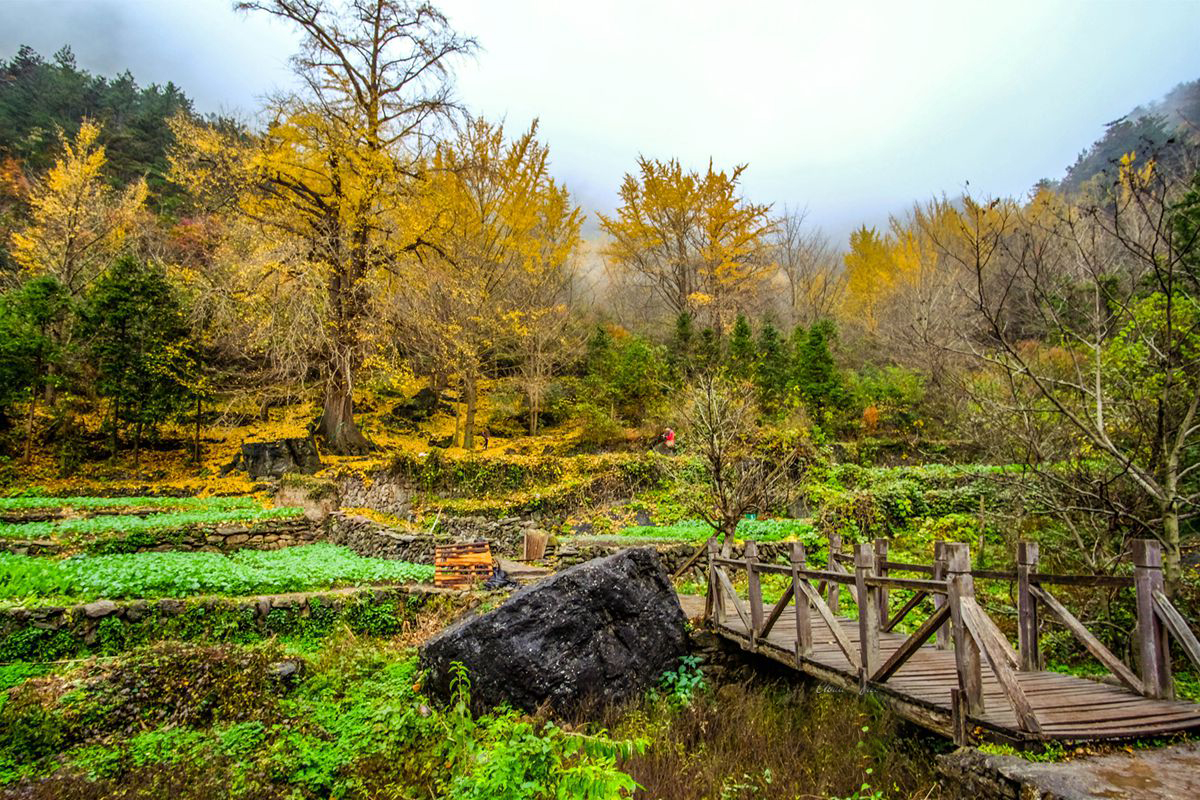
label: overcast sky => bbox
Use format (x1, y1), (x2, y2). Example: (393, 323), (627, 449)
(3, 0), (1199, 240)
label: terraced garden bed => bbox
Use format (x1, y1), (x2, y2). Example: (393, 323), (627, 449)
(0, 543), (434, 608)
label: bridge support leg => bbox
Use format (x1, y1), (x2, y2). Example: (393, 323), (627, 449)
(933, 541), (949, 650)
(1017, 541), (1040, 671)
(946, 543), (984, 717)
(855, 543), (880, 681)
(791, 542), (811, 661)
(874, 538), (889, 630)
(1134, 539), (1173, 700)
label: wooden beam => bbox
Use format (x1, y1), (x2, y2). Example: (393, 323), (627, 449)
(795, 579), (860, 671)
(1153, 591), (1200, 673)
(714, 566), (752, 632)
(961, 598), (1042, 733)
(871, 602), (950, 683)
(883, 590), (929, 632)
(758, 583), (793, 640)
(1030, 584), (1143, 695)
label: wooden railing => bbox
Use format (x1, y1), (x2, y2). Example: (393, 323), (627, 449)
(706, 535), (1200, 743)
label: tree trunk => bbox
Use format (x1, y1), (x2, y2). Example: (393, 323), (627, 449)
(193, 395), (202, 465)
(316, 372), (371, 455)
(111, 398), (120, 458)
(719, 517), (737, 558)
(133, 417), (142, 471)
(463, 375), (477, 450)
(23, 388), (36, 463)
(1162, 504), (1182, 593)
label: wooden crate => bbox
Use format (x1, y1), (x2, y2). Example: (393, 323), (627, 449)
(434, 541), (493, 589)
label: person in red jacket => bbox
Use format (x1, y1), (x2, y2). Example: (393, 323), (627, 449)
(663, 427), (676, 452)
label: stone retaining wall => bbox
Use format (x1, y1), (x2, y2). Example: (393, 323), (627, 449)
(325, 511), (542, 563)
(0, 584), (467, 656)
(557, 540), (792, 575)
(0, 520), (321, 557)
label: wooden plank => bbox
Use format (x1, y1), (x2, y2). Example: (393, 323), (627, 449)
(883, 590), (929, 632)
(961, 598), (1041, 733)
(795, 579), (860, 670)
(871, 603), (950, 683)
(1154, 590), (1200, 672)
(1030, 584), (1143, 694)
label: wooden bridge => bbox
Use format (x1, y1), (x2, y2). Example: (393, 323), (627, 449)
(703, 536), (1200, 745)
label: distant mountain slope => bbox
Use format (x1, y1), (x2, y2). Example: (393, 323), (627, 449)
(1060, 79), (1200, 193)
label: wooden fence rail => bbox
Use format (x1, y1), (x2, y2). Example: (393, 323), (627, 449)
(705, 534), (1200, 744)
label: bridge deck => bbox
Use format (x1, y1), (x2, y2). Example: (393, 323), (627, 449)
(713, 605), (1200, 743)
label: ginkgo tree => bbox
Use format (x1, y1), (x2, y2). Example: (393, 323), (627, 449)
(599, 157), (774, 330)
(392, 118), (582, 448)
(170, 0), (474, 453)
(11, 119), (146, 297)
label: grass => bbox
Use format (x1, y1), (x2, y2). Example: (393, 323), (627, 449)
(0, 507), (304, 540)
(0, 495), (260, 512)
(0, 543), (433, 605)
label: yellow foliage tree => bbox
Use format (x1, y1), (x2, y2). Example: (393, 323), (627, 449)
(393, 118), (582, 447)
(171, 0), (474, 453)
(841, 225), (897, 332)
(599, 158), (773, 328)
(11, 120), (146, 297)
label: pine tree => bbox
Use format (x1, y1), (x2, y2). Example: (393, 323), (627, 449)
(727, 314), (755, 380)
(794, 319), (843, 415)
(668, 311), (695, 383)
(81, 255), (195, 466)
(754, 321), (790, 416)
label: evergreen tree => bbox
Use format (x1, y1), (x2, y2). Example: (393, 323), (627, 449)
(0, 277), (69, 447)
(80, 255), (196, 465)
(667, 311), (695, 382)
(727, 314), (755, 380)
(696, 326), (722, 373)
(794, 319), (843, 416)
(754, 321), (790, 416)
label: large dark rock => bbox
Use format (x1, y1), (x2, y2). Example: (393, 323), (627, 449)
(225, 437), (323, 478)
(420, 548), (688, 714)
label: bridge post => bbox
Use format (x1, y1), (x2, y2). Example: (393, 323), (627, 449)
(1016, 541), (1040, 671)
(874, 538), (889, 629)
(746, 541), (763, 646)
(827, 533), (842, 614)
(933, 541), (948, 649)
(791, 541), (811, 660)
(1133, 539), (1173, 700)
(855, 543), (880, 680)
(946, 542), (984, 717)
(707, 537), (723, 625)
